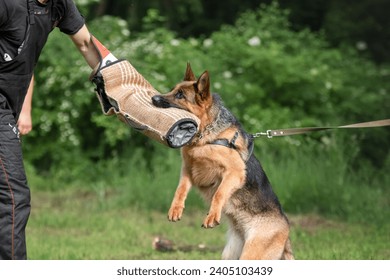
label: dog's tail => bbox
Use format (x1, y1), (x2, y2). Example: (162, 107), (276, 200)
(282, 238), (294, 260)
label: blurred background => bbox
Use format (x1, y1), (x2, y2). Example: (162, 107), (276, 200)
(24, 0), (389, 259)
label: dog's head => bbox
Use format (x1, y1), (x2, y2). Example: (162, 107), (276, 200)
(152, 63), (212, 120)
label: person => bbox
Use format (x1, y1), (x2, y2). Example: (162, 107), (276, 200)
(0, 0), (100, 260)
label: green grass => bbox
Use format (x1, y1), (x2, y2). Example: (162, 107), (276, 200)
(26, 187), (389, 260)
(25, 142), (389, 260)
(27, 188), (223, 260)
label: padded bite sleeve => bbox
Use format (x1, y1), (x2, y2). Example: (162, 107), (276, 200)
(91, 60), (200, 148)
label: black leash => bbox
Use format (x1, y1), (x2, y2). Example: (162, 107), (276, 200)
(252, 119), (390, 139)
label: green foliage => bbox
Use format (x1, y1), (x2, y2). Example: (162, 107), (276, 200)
(321, 0), (390, 63)
(83, 0), (390, 64)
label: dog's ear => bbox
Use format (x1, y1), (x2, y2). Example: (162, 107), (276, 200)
(195, 71), (210, 102)
(184, 62), (196, 81)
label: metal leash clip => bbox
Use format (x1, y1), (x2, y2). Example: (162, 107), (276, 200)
(252, 130), (273, 139)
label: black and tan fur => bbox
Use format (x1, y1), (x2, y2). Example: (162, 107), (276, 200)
(152, 64), (294, 260)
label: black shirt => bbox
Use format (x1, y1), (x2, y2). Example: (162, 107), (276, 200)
(0, 0), (85, 62)
(0, 0), (85, 119)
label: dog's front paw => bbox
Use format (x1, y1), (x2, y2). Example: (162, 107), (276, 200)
(168, 205), (184, 222)
(201, 211), (221, 229)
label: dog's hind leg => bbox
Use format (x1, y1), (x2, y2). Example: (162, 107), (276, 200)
(222, 221), (244, 260)
(239, 217), (291, 260)
(203, 171), (245, 228)
(281, 238), (294, 260)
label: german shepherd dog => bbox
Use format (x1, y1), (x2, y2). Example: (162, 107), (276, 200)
(152, 64), (294, 260)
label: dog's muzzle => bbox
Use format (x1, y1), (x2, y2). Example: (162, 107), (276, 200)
(152, 95), (183, 110)
(152, 95), (171, 108)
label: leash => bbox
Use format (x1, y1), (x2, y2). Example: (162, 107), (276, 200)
(252, 119), (390, 139)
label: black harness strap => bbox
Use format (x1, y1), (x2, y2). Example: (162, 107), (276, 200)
(247, 138), (254, 160)
(208, 131), (254, 161)
(209, 131), (239, 149)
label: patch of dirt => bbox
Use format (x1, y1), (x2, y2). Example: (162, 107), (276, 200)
(288, 214), (345, 234)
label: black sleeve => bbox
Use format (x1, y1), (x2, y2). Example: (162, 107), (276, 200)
(56, 0), (85, 35)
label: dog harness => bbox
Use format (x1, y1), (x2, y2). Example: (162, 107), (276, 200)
(208, 131), (255, 162)
(209, 131), (239, 149)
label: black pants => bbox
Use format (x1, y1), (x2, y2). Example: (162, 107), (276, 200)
(0, 112), (30, 260)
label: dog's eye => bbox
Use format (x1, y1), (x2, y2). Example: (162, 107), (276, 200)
(175, 89), (185, 99)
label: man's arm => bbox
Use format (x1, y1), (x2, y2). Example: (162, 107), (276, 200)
(17, 75), (34, 135)
(69, 25), (100, 69)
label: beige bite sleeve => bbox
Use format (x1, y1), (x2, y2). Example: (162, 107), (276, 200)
(91, 60), (200, 148)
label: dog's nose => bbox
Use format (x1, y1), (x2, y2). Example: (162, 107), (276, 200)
(152, 95), (169, 108)
(152, 95), (163, 107)
(152, 95), (162, 105)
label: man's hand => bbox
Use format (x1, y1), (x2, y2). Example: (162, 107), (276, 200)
(17, 110), (32, 135)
